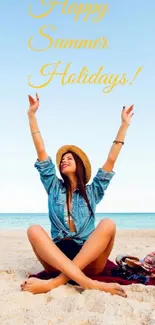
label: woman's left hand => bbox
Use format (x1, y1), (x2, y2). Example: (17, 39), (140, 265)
(121, 105), (134, 126)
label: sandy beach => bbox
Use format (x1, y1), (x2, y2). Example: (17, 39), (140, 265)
(0, 229), (155, 325)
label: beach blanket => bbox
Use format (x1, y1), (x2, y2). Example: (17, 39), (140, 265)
(29, 259), (155, 286)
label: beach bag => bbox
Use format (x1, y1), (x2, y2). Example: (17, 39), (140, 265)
(111, 252), (155, 284)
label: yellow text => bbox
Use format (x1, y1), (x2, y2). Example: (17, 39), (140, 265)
(28, 25), (108, 51)
(27, 61), (139, 94)
(28, 0), (109, 23)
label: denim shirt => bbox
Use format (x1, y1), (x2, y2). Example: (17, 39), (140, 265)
(34, 156), (115, 245)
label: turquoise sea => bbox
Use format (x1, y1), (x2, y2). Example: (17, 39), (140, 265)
(0, 213), (155, 230)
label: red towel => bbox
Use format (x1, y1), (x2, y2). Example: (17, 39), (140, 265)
(29, 259), (155, 286)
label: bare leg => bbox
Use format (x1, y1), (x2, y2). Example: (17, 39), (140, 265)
(84, 234), (115, 275)
(29, 220), (114, 275)
(21, 225), (95, 290)
(47, 219), (116, 286)
(30, 242), (59, 273)
(21, 220), (126, 297)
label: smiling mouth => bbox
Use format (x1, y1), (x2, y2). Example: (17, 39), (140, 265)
(62, 165), (69, 168)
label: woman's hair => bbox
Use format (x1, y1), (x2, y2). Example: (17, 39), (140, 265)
(59, 151), (94, 219)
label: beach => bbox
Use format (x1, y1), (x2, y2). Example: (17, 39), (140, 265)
(0, 229), (155, 325)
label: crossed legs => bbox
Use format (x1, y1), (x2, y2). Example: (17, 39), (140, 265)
(21, 219), (127, 297)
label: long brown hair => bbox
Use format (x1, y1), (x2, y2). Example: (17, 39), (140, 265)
(59, 151), (94, 220)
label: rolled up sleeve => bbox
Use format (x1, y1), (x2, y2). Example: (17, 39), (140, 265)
(34, 156), (58, 194)
(90, 168), (115, 204)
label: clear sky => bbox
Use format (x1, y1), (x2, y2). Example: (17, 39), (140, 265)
(0, 1), (155, 213)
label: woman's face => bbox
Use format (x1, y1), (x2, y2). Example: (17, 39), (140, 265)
(60, 152), (76, 175)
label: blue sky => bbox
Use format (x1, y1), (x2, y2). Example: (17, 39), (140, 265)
(0, 0), (155, 213)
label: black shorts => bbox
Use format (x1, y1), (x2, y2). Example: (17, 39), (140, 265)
(56, 239), (84, 260)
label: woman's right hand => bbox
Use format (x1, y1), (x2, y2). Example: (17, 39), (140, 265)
(27, 93), (40, 116)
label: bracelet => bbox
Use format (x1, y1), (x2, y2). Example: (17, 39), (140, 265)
(113, 140), (124, 145)
(32, 131), (40, 135)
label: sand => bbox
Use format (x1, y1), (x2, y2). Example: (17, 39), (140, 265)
(0, 229), (155, 325)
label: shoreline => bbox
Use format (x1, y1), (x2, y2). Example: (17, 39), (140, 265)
(1, 228), (155, 233)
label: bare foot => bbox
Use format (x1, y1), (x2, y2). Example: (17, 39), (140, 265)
(20, 278), (127, 297)
(20, 277), (57, 294)
(87, 280), (127, 298)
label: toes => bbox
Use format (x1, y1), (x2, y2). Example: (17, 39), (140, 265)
(116, 285), (127, 298)
(20, 281), (27, 290)
(23, 284), (31, 292)
(23, 286), (35, 294)
(117, 291), (127, 298)
(117, 288), (127, 298)
(21, 280), (27, 286)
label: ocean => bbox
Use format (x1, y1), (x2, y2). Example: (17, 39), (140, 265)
(0, 213), (155, 231)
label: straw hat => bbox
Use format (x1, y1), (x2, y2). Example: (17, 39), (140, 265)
(56, 145), (91, 183)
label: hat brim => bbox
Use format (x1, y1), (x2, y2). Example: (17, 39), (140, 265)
(56, 145), (91, 183)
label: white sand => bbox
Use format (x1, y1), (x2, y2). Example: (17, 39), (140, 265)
(0, 229), (155, 325)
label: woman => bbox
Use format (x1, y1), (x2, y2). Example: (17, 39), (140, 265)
(21, 93), (134, 297)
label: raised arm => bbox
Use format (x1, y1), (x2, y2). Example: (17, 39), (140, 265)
(102, 105), (134, 172)
(27, 93), (59, 194)
(89, 105), (134, 204)
(27, 93), (48, 161)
